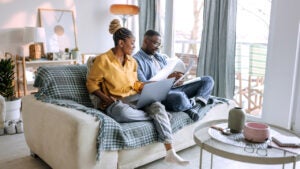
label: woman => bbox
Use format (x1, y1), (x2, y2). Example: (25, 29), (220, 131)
(86, 19), (189, 166)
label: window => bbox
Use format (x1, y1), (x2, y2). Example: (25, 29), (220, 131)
(160, 1), (271, 117)
(234, 0), (272, 116)
(173, 0), (205, 79)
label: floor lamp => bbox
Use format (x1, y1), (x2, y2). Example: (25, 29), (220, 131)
(110, 4), (139, 27)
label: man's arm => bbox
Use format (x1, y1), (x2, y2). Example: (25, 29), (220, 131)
(137, 67), (148, 82)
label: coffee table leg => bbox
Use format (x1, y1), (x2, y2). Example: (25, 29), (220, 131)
(292, 161), (296, 169)
(282, 151), (286, 169)
(210, 153), (213, 169)
(199, 148), (203, 169)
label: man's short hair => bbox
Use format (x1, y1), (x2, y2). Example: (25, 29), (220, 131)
(144, 30), (161, 37)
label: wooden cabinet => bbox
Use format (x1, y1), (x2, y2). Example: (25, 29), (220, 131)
(16, 56), (77, 97)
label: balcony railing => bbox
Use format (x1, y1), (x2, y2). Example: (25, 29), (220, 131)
(234, 42), (267, 115)
(175, 40), (267, 115)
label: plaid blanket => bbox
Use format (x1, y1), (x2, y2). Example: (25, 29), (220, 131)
(33, 65), (229, 160)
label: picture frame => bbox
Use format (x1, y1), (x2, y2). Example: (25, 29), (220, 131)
(38, 8), (78, 53)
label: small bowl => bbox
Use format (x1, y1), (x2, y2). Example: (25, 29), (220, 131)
(243, 122), (270, 143)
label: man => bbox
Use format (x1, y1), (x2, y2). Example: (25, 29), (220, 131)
(133, 30), (214, 121)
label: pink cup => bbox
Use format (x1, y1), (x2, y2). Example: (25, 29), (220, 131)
(243, 122), (270, 143)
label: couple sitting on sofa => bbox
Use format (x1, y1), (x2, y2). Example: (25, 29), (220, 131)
(86, 19), (214, 166)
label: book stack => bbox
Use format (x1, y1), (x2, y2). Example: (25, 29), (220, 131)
(272, 134), (300, 148)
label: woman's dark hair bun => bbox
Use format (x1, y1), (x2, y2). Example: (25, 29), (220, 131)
(109, 19), (122, 35)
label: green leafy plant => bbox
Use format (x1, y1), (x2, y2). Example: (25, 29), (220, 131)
(0, 58), (16, 101)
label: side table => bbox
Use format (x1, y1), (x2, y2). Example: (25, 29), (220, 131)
(193, 119), (300, 169)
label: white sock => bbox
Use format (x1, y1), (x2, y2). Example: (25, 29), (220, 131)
(164, 149), (189, 166)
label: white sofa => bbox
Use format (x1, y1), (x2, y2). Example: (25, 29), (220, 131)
(22, 65), (235, 169)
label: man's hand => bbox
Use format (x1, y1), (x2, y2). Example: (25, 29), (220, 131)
(168, 71), (184, 87)
(168, 71), (184, 81)
(173, 79), (184, 87)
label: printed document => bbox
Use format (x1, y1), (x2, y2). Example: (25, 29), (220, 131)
(149, 58), (186, 81)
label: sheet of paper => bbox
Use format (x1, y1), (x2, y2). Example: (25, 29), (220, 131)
(173, 60), (194, 86)
(172, 77), (201, 89)
(149, 58), (185, 81)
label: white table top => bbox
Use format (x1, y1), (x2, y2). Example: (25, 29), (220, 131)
(193, 119), (300, 165)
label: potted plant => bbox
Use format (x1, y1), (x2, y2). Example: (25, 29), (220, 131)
(0, 57), (21, 121)
(71, 47), (80, 61)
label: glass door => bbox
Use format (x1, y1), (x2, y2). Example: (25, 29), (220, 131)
(234, 0), (272, 116)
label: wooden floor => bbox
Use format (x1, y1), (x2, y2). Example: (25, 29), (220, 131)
(0, 133), (299, 169)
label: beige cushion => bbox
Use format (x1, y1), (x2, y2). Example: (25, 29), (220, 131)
(86, 56), (101, 109)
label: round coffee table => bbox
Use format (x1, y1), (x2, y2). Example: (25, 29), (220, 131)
(193, 119), (300, 169)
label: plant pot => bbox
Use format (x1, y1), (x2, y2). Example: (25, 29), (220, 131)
(0, 95), (5, 130)
(5, 98), (21, 121)
(71, 51), (80, 60)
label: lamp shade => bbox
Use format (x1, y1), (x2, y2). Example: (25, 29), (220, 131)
(110, 4), (139, 15)
(23, 27), (46, 43)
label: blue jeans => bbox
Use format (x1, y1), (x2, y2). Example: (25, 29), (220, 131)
(105, 100), (173, 144)
(163, 76), (214, 112)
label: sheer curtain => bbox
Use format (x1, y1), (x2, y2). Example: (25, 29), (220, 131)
(197, 0), (237, 98)
(137, 0), (174, 57)
(161, 0), (174, 57)
(138, 0), (160, 46)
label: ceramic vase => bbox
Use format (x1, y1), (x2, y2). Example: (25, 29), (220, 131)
(228, 107), (246, 133)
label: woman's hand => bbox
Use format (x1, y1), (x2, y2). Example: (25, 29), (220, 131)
(100, 95), (116, 109)
(93, 90), (116, 110)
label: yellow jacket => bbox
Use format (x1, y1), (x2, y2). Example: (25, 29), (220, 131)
(86, 49), (143, 98)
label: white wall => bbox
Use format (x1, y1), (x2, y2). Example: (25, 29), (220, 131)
(74, 0), (128, 54)
(262, 0), (300, 130)
(0, 0), (74, 55)
(291, 23), (300, 134)
(0, 0), (129, 56)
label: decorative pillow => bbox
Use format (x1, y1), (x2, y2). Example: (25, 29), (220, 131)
(34, 65), (94, 107)
(86, 56), (101, 109)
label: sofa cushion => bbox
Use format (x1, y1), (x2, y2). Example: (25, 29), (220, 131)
(34, 65), (94, 107)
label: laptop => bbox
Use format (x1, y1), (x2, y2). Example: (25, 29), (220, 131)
(122, 78), (175, 109)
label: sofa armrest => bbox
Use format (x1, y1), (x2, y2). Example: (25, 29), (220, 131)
(22, 95), (117, 169)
